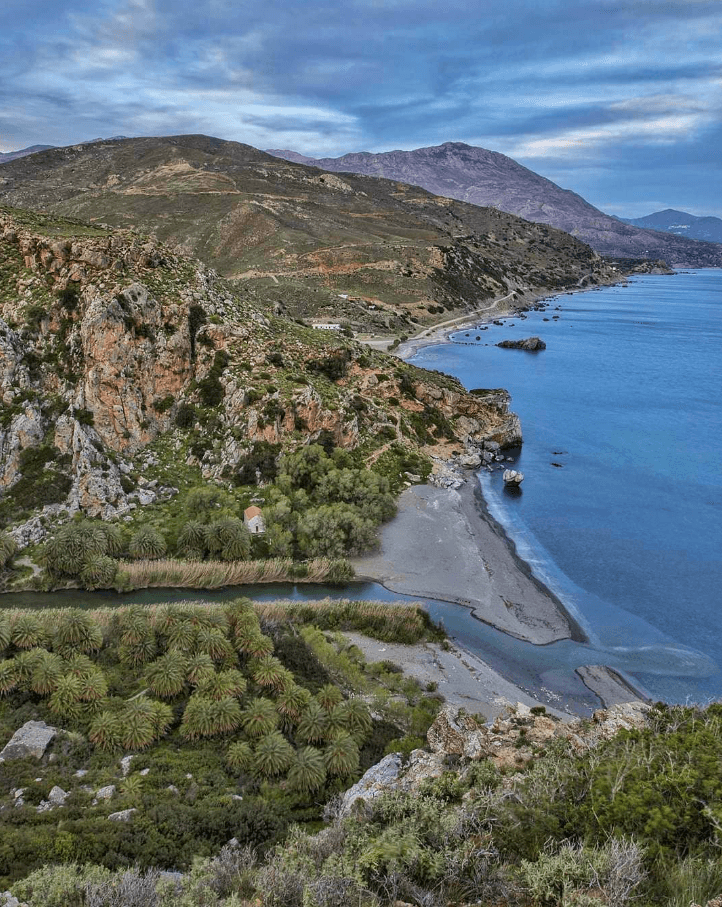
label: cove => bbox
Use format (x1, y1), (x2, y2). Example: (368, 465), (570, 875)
(411, 270), (722, 704)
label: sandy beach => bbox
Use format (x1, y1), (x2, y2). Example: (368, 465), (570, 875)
(351, 478), (647, 716)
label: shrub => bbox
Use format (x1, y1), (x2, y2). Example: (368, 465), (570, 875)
(128, 527), (167, 560)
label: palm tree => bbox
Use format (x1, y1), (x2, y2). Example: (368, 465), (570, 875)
(64, 653), (96, 679)
(251, 656), (287, 691)
(181, 694), (216, 740)
(325, 703), (349, 737)
(253, 731), (294, 778)
(11, 648), (46, 687)
(177, 521), (209, 558)
(30, 651), (65, 695)
(53, 609), (103, 657)
(225, 597), (257, 631)
(77, 668), (109, 703)
(119, 605), (152, 646)
(150, 700), (174, 737)
(209, 697), (242, 735)
(120, 697), (157, 750)
(43, 521), (107, 577)
(323, 731), (359, 778)
(0, 615), (10, 653)
(11, 613), (48, 650)
(337, 698), (372, 742)
(296, 700), (329, 744)
(0, 659), (18, 695)
(119, 635), (157, 668)
(206, 519), (250, 561)
(100, 523), (124, 557)
(128, 526), (167, 560)
(186, 653), (215, 687)
(165, 618), (197, 653)
(275, 684), (311, 726)
(241, 697), (279, 738)
(145, 651), (187, 698)
(48, 674), (85, 720)
(80, 554), (118, 590)
(89, 711), (123, 752)
(121, 774), (144, 803)
(316, 684), (343, 712)
(287, 746), (326, 793)
(196, 627), (234, 662)
(226, 741), (254, 773)
(198, 669), (246, 700)
(0, 533), (17, 569)
(235, 632), (274, 660)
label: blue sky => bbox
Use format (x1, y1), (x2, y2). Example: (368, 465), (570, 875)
(1, 0), (720, 217)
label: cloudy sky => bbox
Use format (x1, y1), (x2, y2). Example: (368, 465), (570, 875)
(1, 0), (720, 217)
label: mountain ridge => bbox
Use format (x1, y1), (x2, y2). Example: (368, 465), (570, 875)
(266, 142), (722, 268)
(621, 208), (722, 244)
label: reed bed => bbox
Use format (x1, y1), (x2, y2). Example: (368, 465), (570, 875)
(118, 557), (338, 589)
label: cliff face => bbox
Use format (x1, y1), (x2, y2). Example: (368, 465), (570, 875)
(0, 206), (521, 543)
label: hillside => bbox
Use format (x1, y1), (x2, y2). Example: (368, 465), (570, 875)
(0, 135), (624, 334)
(622, 208), (722, 244)
(0, 146), (54, 165)
(0, 203), (520, 558)
(267, 142), (722, 268)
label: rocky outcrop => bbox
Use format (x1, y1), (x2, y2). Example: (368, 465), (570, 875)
(503, 469), (524, 486)
(497, 336), (546, 351)
(413, 381), (522, 449)
(340, 702), (651, 811)
(0, 720), (56, 761)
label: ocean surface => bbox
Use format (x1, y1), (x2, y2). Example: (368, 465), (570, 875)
(411, 270), (722, 704)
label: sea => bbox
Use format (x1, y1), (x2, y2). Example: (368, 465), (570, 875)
(410, 269), (722, 705)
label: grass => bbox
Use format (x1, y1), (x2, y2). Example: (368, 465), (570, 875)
(117, 557), (342, 589)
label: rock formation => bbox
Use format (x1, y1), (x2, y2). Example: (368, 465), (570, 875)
(497, 336), (546, 351)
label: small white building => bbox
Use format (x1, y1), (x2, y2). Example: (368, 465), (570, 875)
(243, 505), (266, 534)
(311, 323), (342, 331)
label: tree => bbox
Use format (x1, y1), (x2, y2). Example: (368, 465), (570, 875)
(128, 527), (167, 560)
(186, 653), (215, 687)
(209, 697), (242, 735)
(338, 698), (372, 742)
(275, 684), (311, 726)
(253, 731), (294, 778)
(251, 656), (287, 691)
(181, 694), (216, 740)
(196, 627), (234, 662)
(297, 700), (329, 744)
(145, 651), (187, 698)
(29, 652), (65, 695)
(0, 615), (10, 653)
(48, 674), (85, 720)
(43, 521), (107, 577)
(119, 605), (152, 646)
(177, 520), (209, 558)
(150, 700), (174, 737)
(10, 613), (48, 650)
(227, 741), (254, 773)
(235, 633), (274, 660)
(53, 609), (103, 656)
(206, 519), (250, 561)
(297, 504), (377, 558)
(166, 618), (197, 653)
(241, 697), (279, 738)
(287, 746), (326, 793)
(0, 659), (18, 695)
(89, 711), (123, 752)
(198, 669), (246, 700)
(316, 684), (343, 712)
(80, 554), (118, 590)
(323, 731), (360, 778)
(77, 668), (108, 703)
(0, 533), (17, 569)
(121, 697), (157, 750)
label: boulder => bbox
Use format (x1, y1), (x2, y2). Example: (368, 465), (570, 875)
(427, 706), (485, 756)
(340, 753), (404, 814)
(0, 721), (56, 761)
(108, 808), (137, 822)
(94, 784), (116, 801)
(48, 785), (69, 807)
(497, 336), (546, 351)
(503, 469), (524, 486)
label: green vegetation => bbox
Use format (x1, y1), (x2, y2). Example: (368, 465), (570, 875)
(0, 598), (443, 890)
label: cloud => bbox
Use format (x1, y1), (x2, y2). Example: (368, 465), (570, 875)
(1, 0), (721, 212)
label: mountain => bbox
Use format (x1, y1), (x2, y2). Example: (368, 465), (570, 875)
(0, 145), (55, 164)
(622, 208), (722, 244)
(0, 202), (520, 536)
(0, 134), (626, 333)
(266, 143), (722, 268)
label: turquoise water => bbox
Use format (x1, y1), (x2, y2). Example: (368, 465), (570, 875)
(411, 270), (722, 704)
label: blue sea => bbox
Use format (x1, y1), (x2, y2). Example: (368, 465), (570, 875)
(411, 270), (722, 704)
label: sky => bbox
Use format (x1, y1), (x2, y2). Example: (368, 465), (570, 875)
(1, 0), (721, 218)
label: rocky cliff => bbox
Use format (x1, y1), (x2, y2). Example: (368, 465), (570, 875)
(0, 205), (521, 545)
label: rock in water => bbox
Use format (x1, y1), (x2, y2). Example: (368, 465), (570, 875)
(503, 469), (524, 486)
(497, 336), (546, 350)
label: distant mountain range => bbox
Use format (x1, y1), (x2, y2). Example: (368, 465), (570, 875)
(620, 209), (722, 245)
(267, 143), (722, 268)
(0, 145), (54, 164)
(0, 137), (129, 165)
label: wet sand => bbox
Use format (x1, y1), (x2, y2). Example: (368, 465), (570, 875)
(352, 479), (648, 713)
